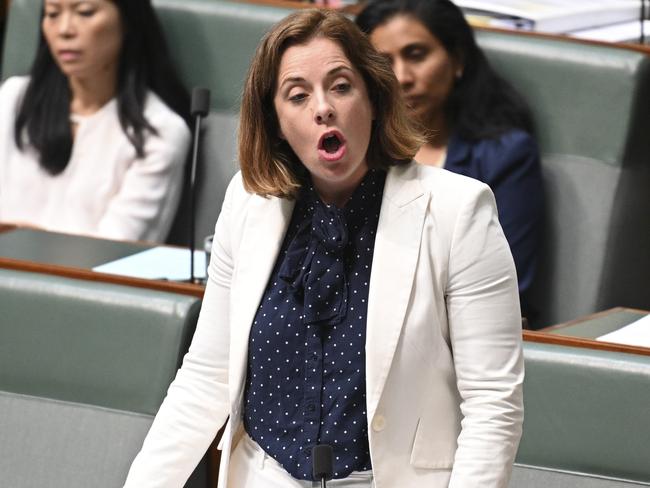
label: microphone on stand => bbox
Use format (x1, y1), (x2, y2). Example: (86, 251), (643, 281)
(312, 444), (333, 488)
(188, 87), (210, 284)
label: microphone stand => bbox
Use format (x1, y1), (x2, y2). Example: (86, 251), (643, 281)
(188, 87), (210, 284)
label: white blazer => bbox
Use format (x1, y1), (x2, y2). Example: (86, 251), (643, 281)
(124, 162), (524, 488)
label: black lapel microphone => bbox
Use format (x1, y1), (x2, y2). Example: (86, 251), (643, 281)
(188, 87), (210, 284)
(312, 444), (333, 488)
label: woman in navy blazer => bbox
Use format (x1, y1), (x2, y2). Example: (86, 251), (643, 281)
(357, 0), (544, 317)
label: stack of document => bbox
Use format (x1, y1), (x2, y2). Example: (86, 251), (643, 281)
(455, 0), (644, 34)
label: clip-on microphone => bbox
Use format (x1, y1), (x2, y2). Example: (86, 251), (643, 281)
(312, 444), (334, 488)
(188, 87), (210, 284)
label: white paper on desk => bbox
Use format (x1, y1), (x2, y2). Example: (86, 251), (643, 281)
(92, 247), (206, 281)
(597, 314), (650, 348)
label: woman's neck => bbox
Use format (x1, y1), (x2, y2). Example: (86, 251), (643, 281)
(68, 72), (118, 116)
(313, 165), (368, 208)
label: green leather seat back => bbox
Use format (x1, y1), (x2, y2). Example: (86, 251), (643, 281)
(157, 0), (294, 245)
(0, 268), (205, 487)
(477, 31), (649, 166)
(156, 0), (292, 112)
(515, 341), (650, 485)
(0, 391), (155, 488)
(477, 31), (650, 327)
(0, 269), (201, 413)
(0, 0), (36, 78)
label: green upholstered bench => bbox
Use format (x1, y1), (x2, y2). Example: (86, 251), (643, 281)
(0, 268), (206, 488)
(513, 342), (650, 487)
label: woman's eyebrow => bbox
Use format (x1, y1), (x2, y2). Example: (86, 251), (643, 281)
(278, 65), (354, 90)
(326, 65), (354, 77)
(279, 76), (306, 90)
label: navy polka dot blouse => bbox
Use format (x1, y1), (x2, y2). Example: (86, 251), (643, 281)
(243, 169), (386, 480)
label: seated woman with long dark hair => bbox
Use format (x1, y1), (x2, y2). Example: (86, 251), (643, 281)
(0, 0), (190, 242)
(356, 0), (544, 315)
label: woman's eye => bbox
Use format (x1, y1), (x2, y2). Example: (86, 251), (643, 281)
(405, 47), (427, 62)
(77, 9), (96, 17)
(288, 93), (307, 103)
(334, 83), (351, 93)
(44, 11), (60, 19)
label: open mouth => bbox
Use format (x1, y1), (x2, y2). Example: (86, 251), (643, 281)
(318, 130), (347, 162)
(318, 130), (346, 156)
(322, 134), (342, 154)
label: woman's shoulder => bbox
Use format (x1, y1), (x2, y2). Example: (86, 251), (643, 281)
(449, 128), (540, 179)
(393, 161), (492, 207)
(399, 162), (498, 237)
(493, 128), (537, 150)
(458, 128), (536, 154)
(482, 129), (540, 173)
(0, 76), (30, 132)
(0, 75), (30, 103)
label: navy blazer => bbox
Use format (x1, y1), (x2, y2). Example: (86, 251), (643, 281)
(445, 129), (544, 312)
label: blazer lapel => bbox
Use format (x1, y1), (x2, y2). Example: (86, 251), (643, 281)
(365, 164), (428, 419)
(229, 195), (295, 403)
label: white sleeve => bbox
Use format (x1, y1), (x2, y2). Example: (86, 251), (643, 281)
(95, 111), (190, 243)
(0, 77), (30, 209)
(123, 176), (237, 488)
(446, 184), (524, 488)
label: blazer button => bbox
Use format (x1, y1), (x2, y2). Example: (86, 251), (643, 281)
(372, 415), (386, 432)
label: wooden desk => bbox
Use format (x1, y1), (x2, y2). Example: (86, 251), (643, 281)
(524, 307), (650, 356)
(0, 227), (205, 298)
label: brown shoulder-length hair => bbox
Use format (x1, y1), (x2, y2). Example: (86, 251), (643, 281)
(239, 9), (423, 198)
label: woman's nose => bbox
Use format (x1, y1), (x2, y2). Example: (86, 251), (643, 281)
(58, 13), (76, 37)
(393, 59), (414, 90)
(314, 96), (335, 124)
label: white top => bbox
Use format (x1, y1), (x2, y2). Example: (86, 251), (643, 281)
(0, 76), (191, 242)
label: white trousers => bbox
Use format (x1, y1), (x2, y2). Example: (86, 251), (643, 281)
(228, 433), (375, 488)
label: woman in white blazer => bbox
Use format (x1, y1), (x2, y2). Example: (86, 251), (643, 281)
(123, 9), (523, 488)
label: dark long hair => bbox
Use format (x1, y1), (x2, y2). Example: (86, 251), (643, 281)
(14, 0), (190, 175)
(356, 0), (534, 141)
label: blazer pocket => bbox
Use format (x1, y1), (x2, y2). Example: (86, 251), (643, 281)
(409, 417), (455, 470)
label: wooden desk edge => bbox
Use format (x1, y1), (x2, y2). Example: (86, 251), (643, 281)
(0, 224), (17, 234)
(523, 329), (650, 357)
(0, 257), (205, 298)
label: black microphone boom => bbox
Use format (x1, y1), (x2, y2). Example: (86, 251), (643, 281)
(312, 444), (334, 488)
(189, 87), (211, 283)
